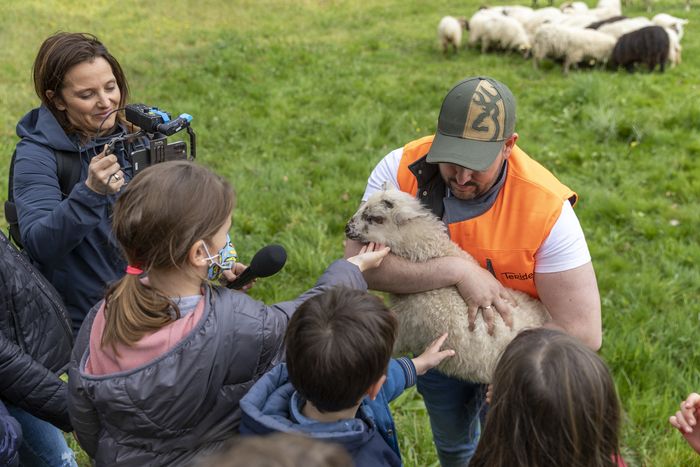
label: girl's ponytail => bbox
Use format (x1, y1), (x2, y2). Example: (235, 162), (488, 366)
(101, 271), (179, 352)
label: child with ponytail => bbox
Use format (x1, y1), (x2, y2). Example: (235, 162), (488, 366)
(68, 160), (388, 467)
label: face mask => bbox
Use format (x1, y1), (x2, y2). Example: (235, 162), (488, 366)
(203, 234), (238, 282)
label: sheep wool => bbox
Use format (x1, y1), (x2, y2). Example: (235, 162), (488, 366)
(438, 16), (466, 54)
(469, 14), (531, 55)
(533, 24), (616, 74)
(611, 25), (670, 72)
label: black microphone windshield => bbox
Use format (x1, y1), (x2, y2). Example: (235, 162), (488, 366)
(249, 244), (287, 277)
(227, 244), (287, 290)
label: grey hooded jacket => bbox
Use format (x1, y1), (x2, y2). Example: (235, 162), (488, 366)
(68, 259), (365, 466)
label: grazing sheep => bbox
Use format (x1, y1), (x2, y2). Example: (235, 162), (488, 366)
(523, 7), (565, 36)
(561, 1), (590, 13)
(532, 24), (616, 74)
(664, 27), (682, 66)
(560, 12), (608, 29)
(345, 190), (550, 383)
(438, 15), (468, 55)
(610, 25), (669, 72)
(501, 5), (536, 25)
(597, 17), (653, 39)
(652, 13), (688, 40)
(470, 14), (532, 55)
(596, 0), (622, 15)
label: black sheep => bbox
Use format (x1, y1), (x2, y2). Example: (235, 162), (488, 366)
(610, 26), (669, 72)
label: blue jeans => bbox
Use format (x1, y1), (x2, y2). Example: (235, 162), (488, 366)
(416, 370), (487, 467)
(6, 405), (77, 467)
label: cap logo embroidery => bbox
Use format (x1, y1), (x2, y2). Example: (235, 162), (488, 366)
(463, 80), (506, 141)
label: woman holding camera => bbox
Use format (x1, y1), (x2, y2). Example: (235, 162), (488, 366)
(12, 32), (140, 336)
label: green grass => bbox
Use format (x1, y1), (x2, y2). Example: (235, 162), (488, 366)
(2, 0), (700, 465)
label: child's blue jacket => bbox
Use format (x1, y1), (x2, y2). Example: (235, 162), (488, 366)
(239, 358), (416, 466)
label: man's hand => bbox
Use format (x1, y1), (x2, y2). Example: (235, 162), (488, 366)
(455, 261), (515, 335)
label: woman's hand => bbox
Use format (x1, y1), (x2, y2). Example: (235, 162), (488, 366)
(85, 145), (125, 195)
(347, 242), (390, 272)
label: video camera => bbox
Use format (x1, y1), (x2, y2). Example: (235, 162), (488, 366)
(108, 104), (196, 176)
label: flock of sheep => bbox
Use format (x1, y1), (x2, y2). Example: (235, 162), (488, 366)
(437, 0), (688, 73)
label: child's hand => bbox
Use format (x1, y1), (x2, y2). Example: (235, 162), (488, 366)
(221, 263), (256, 292)
(486, 384), (493, 405)
(347, 242), (390, 272)
(670, 392), (700, 454)
(411, 333), (455, 376)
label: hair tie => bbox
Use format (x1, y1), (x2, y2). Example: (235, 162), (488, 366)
(125, 265), (144, 275)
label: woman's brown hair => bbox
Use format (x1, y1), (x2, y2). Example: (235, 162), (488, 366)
(470, 328), (622, 467)
(33, 32), (129, 135)
(102, 161), (235, 350)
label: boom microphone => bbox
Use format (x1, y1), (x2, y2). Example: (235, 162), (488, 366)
(227, 244), (287, 290)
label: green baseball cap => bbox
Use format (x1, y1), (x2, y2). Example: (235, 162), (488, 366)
(426, 77), (516, 171)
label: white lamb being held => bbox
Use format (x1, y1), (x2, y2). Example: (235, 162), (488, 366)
(345, 189), (550, 383)
(532, 23), (616, 74)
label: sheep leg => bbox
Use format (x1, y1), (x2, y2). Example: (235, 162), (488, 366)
(563, 58), (572, 75)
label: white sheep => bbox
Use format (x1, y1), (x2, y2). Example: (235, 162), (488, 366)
(596, 0), (622, 15)
(438, 15), (468, 55)
(665, 27), (683, 66)
(501, 5), (536, 25)
(561, 1), (590, 13)
(653, 13), (688, 40)
(532, 23), (617, 74)
(597, 16), (654, 39)
(524, 7), (565, 36)
(470, 14), (532, 55)
(345, 190), (550, 383)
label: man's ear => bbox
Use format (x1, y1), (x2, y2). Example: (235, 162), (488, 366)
(188, 240), (209, 268)
(366, 374), (387, 401)
(46, 90), (66, 111)
(502, 132), (519, 161)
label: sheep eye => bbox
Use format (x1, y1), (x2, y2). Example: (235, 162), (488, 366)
(368, 216), (384, 224)
(381, 200), (395, 209)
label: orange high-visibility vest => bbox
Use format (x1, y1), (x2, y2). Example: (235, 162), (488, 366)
(396, 135), (576, 298)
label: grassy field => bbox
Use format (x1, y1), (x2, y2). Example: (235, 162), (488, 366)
(1, 0), (699, 465)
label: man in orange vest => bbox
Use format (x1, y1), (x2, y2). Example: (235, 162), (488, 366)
(345, 76), (601, 466)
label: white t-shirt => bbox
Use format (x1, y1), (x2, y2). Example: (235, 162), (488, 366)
(362, 147), (591, 273)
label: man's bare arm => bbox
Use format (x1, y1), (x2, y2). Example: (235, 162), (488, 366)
(535, 261), (602, 351)
(344, 238), (515, 332)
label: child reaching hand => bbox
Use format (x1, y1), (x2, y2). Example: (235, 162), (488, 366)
(670, 392), (700, 454)
(239, 287), (455, 466)
(68, 161), (388, 467)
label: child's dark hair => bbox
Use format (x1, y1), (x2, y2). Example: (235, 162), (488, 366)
(285, 287), (397, 413)
(470, 328), (622, 467)
(103, 161), (234, 350)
